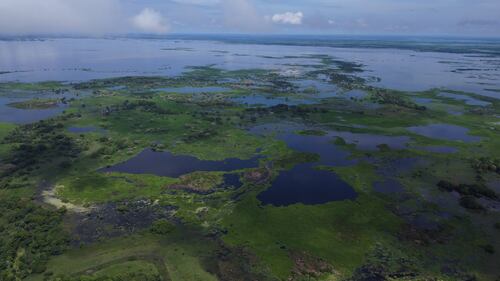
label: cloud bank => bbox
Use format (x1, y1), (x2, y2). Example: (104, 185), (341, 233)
(0, 0), (498, 36)
(132, 8), (169, 34)
(272, 12), (304, 25)
(0, 0), (126, 35)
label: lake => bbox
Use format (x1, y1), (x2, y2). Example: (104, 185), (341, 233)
(100, 149), (260, 178)
(1, 36), (499, 98)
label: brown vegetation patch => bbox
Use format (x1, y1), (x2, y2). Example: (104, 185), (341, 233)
(243, 168), (270, 185)
(288, 251), (336, 281)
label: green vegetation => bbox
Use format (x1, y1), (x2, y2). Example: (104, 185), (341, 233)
(0, 61), (499, 281)
(0, 189), (69, 281)
(8, 99), (60, 109)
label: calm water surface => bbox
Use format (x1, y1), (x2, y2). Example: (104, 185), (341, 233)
(1, 37), (499, 98)
(408, 123), (481, 142)
(101, 149), (259, 178)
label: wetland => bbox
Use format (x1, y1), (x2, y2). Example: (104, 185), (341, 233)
(0, 36), (499, 281)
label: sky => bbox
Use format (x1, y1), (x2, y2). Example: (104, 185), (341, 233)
(0, 0), (499, 37)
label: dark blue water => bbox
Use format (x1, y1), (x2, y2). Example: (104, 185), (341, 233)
(343, 90), (368, 100)
(373, 179), (404, 194)
(257, 133), (357, 206)
(222, 173), (243, 189)
(412, 97), (434, 105)
(420, 145), (457, 154)
(68, 126), (107, 134)
(408, 123), (481, 142)
(100, 149), (259, 178)
(328, 131), (410, 151)
(258, 163), (357, 206)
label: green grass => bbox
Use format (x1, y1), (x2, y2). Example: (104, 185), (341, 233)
(2, 70), (500, 281)
(222, 163), (401, 279)
(28, 231), (218, 281)
(57, 172), (176, 204)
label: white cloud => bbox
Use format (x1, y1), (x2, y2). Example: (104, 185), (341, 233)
(132, 8), (170, 34)
(272, 12), (303, 25)
(171, 0), (220, 5)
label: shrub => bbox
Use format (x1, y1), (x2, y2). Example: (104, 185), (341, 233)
(459, 196), (485, 211)
(150, 219), (175, 235)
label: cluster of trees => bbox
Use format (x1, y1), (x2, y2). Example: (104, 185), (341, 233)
(437, 180), (498, 200)
(246, 104), (328, 119)
(0, 120), (81, 187)
(438, 180), (498, 211)
(371, 90), (427, 111)
(120, 100), (172, 115)
(0, 198), (69, 280)
(471, 157), (500, 175)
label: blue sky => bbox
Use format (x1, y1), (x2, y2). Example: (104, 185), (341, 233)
(0, 0), (499, 37)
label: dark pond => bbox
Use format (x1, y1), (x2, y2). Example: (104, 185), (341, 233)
(420, 145), (458, 154)
(257, 163), (357, 206)
(373, 178), (405, 194)
(68, 126), (107, 134)
(343, 90), (367, 100)
(100, 149), (259, 178)
(375, 157), (422, 178)
(408, 123), (481, 142)
(222, 173), (243, 189)
(256, 131), (358, 206)
(412, 97), (434, 105)
(250, 122), (409, 151)
(328, 131), (410, 151)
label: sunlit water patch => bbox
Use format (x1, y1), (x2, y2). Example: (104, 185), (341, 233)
(408, 123), (481, 142)
(0, 97), (66, 124)
(2, 37), (499, 100)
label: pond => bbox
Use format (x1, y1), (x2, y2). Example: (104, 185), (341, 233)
(68, 126), (107, 134)
(255, 130), (358, 206)
(407, 123), (481, 142)
(100, 149), (260, 178)
(343, 90), (368, 100)
(0, 97), (66, 124)
(257, 163), (357, 206)
(373, 178), (405, 194)
(412, 97), (434, 105)
(419, 145), (458, 154)
(328, 131), (410, 151)
(222, 173), (243, 189)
